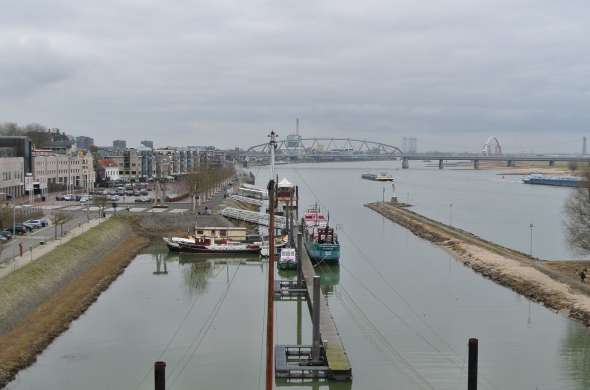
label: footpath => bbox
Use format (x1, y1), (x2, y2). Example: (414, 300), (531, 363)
(0, 216), (111, 280)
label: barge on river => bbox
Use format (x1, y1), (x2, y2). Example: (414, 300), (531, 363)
(522, 174), (583, 188)
(361, 172), (394, 182)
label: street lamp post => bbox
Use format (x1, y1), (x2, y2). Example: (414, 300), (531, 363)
(529, 223), (534, 257)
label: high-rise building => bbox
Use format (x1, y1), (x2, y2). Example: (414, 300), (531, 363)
(402, 137), (417, 154)
(140, 140), (154, 150)
(0, 136), (33, 173)
(76, 136), (95, 150)
(112, 140), (127, 155)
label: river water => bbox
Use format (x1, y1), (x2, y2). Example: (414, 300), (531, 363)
(7, 161), (590, 390)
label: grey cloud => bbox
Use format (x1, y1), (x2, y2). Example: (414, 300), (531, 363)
(0, 0), (589, 152)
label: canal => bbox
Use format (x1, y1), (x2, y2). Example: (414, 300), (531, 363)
(7, 161), (590, 389)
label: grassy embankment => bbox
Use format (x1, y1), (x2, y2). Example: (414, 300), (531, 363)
(0, 216), (149, 388)
(367, 201), (590, 326)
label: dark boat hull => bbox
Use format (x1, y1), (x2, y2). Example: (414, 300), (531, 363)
(165, 240), (260, 255)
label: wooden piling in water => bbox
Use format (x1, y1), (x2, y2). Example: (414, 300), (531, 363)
(154, 361), (166, 390)
(468, 338), (478, 390)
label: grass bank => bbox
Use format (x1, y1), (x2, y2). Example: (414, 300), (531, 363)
(0, 216), (149, 388)
(367, 202), (590, 327)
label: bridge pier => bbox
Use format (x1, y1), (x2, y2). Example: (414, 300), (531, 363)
(473, 159), (480, 170)
(549, 160), (555, 167)
(402, 158), (409, 169)
(438, 160), (444, 169)
(506, 160), (513, 167)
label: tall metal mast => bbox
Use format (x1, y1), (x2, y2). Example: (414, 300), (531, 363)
(269, 131), (278, 180)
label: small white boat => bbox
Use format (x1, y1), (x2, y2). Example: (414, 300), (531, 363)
(278, 247), (297, 270)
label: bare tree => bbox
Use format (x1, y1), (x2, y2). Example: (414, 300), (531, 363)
(50, 212), (72, 240)
(93, 195), (108, 219)
(565, 169), (590, 254)
(184, 169), (203, 213)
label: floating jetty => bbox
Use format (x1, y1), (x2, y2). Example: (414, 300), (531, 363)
(274, 224), (352, 381)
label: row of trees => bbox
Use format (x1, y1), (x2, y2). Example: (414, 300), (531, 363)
(181, 166), (235, 213)
(0, 122), (72, 149)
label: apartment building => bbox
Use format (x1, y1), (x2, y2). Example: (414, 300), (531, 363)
(0, 157), (25, 199)
(33, 150), (95, 193)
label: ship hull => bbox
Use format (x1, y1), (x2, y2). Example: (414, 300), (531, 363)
(164, 238), (260, 255)
(523, 178), (580, 187)
(304, 240), (340, 264)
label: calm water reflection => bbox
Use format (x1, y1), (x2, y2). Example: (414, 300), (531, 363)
(7, 161), (590, 390)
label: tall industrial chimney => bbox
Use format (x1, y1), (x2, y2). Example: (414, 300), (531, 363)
(584, 136), (587, 155)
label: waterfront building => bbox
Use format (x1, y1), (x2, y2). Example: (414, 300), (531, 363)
(139, 150), (157, 179)
(0, 157), (25, 199)
(0, 136), (33, 174)
(32, 150), (95, 193)
(121, 148), (141, 181)
(96, 159), (121, 183)
(112, 139), (127, 155)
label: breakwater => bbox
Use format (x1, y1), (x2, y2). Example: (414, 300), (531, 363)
(367, 201), (590, 327)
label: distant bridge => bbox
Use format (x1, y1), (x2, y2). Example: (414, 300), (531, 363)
(245, 137), (402, 163)
(401, 154), (590, 169)
(243, 135), (590, 169)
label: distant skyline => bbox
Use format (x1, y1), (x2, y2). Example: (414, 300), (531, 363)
(1, 0), (589, 153)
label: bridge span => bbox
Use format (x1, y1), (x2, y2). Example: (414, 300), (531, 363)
(401, 154), (590, 169)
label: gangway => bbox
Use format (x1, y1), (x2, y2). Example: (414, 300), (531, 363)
(229, 195), (264, 207)
(221, 207), (286, 229)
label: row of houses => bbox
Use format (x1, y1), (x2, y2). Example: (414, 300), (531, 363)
(0, 135), (232, 199)
(96, 146), (228, 183)
(0, 136), (95, 200)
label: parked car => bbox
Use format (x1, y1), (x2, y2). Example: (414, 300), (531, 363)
(14, 224), (29, 234)
(25, 219), (48, 229)
(80, 196), (89, 203)
(134, 196), (152, 203)
(63, 194), (74, 201)
(56, 194), (65, 201)
(110, 195), (120, 201)
(1, 230), (13, 239)
(22, 221), (39, 230)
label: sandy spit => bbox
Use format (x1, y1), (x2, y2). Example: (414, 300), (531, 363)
(366, 202), (590, 327)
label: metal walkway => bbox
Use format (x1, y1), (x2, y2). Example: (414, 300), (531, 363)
(220, 207), (285, 229)
(229, 194), (264, 207)
(299, 248), (352, 380)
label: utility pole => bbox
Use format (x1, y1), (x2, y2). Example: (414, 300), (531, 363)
(529, 223), (534, 257)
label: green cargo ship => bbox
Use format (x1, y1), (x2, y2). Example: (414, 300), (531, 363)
(303, 207), (341, 264)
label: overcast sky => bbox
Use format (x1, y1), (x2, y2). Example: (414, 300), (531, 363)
(1, 0), (589, 153)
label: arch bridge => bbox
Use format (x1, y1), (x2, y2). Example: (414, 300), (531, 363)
(245, 137), (403, 163)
